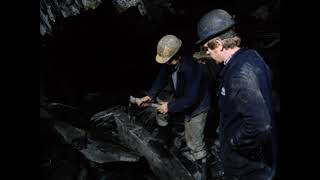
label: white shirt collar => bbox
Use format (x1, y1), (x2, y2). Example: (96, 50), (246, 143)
(224, 48), (241, 65)
(224, 54), (233, 65)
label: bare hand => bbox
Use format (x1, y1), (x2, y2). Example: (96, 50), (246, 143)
(157, 101), (168, 114)
(136, 96), (151, 107)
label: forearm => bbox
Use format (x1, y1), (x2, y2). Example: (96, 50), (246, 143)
(148, 67), (168, 99)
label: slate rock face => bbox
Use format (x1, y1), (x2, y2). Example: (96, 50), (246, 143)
(112, 0), (147, 15)
(40, 0), (102, 36)
(40, 0), (183, 36)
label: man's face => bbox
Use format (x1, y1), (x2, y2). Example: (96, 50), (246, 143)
(203, 39), (224, 64)
(166, 57), (179, 65)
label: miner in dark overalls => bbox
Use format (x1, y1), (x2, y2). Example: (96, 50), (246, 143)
(196, 9), (277, 180)
(136, 34), (211, 180)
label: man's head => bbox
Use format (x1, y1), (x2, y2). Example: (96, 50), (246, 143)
(196, 9), (241, 64)
(156, 34), (182, 65)
(202, 36), (241, 64)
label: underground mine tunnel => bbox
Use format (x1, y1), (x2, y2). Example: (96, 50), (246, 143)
(40, 0), (280, 180)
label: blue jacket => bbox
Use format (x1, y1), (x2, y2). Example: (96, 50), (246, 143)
(218, 48), (274, 177)
(147, 56), (211, 118)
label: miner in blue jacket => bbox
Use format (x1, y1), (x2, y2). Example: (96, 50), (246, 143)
(196, 9), (277, 180)
(136, 34), (211, 180)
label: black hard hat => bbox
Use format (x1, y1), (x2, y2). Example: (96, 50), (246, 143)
(196, 9), (236, 45)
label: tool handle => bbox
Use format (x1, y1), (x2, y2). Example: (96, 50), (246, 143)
(144, 103), (160, 108)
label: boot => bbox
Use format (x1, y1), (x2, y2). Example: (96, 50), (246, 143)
(191, 158), (208, 180)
